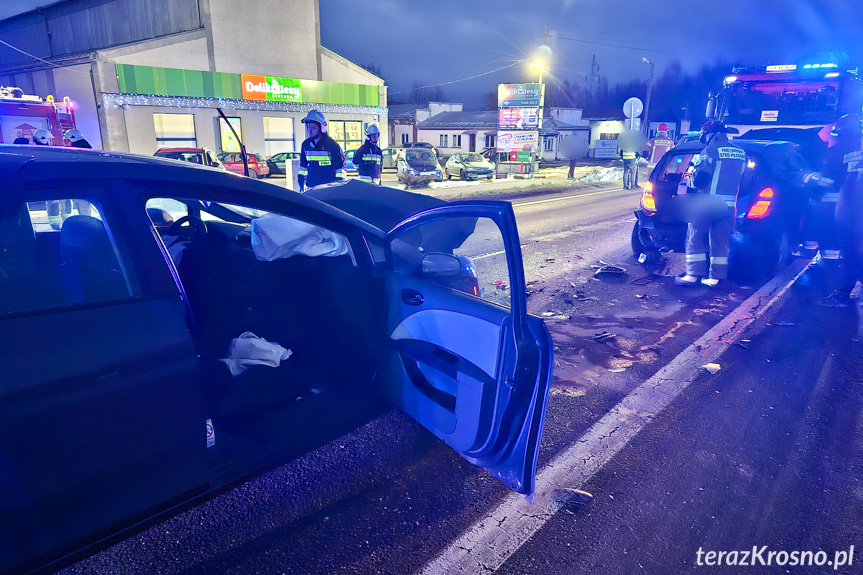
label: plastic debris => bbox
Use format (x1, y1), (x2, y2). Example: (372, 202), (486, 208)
(573, 254), (584, 260)
(593, 331), (617, 343)
(542, 312), (555, 317)
(702, 363), (721, 374)
(773, 321), (796, 326)
(592, 260), (627, 276)
(546, 257), (556, 262)
(494, 280), (508, 290)
(608, 368), (627, 373)
(553, 487), (594, 504)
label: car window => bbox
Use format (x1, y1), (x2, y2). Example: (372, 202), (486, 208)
(390, 215), (510, 308)
(464, 153), (484, 162)
(658, 153), (697, 182)
(0, 193), (141, 317)
(407, 150), (435, 162)
(254, 154), (265, 162)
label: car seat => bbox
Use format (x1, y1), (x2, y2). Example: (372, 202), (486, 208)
(59, 215), (129, 305)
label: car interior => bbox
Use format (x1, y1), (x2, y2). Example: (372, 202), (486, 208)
(144, 195), (388, 476)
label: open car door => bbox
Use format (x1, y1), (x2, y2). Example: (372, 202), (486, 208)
(382, 201), (553, 496)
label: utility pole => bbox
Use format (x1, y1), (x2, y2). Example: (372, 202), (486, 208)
(585, 55), (600, 110)
(642, 57), (655, 137)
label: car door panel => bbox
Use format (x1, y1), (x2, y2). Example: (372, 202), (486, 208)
(383, 202), (553, 495)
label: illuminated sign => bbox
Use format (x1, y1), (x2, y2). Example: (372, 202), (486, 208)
(219, 117), (242, 152)
(498, 107), (540, 130)
(497, 130), (539, 152)
(241, 75), (303, 102)
(766, 65), (797, 72)
(802, 63), (838, 70)
(498, 83), (542, 108)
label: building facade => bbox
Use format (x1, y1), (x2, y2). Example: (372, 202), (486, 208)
(0, 0), (386, 155)
(415, 109), (498, 157)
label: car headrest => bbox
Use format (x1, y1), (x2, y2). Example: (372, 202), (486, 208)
(147, 207), (176, 229)
(60, 215), (119, 270)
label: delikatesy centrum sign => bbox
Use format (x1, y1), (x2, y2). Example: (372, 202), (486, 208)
(497, 130), (539, 152)
(241, 75), (303, 102)
(498, 83), (542, 108)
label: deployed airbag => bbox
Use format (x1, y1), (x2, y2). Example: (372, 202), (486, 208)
(220, 331), (293, 376)
(251, 216), (348, 261)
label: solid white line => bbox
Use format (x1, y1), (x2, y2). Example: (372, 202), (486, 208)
(417, 258), (812, 575)
(512, 188), (636, 208)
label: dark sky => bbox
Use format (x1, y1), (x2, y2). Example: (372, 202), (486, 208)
(3, 1), (862, 109)
(320, 0), (863, 108)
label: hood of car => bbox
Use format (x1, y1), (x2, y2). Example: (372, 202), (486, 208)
(463, 161), (492, 169)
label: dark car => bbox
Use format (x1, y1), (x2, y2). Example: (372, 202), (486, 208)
(445, 152), (495, 180)
(397, 148), (443, 187)
(0, 146), (552, 575)
(266, 151), (301, 175)
(345, 148), (358, 173)
(632, 140), (812, 279)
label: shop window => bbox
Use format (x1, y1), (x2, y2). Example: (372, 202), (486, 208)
(453, 135), (462, 148)
(154, 114), (196, 149)
(485, 134), (496, 148)
(263, 117), (295, 156)
(329, 120), (363, 154)
(439, 134), (448, 148)
(401, 134), (409, 145)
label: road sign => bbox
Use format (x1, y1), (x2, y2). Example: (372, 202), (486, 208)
(623, 97), (644, 119)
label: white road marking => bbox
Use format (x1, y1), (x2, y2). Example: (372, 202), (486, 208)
(418, 258), (812, 575)
(473, 244), (529, 261)
(512, 188), (637, 208)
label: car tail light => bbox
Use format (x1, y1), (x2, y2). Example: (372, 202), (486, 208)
(746, 187), (773, 219)
(640, 182), (656, 212)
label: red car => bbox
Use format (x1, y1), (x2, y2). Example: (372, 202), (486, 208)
(218, 151), (270, 178)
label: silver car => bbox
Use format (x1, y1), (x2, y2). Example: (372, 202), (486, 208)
(445, 152), (495, 180)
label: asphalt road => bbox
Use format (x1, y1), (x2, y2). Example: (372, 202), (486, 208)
(57, 182), (863, 575)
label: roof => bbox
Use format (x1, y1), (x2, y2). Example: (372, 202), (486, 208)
(417, 111), (498, 130)
(388, 104), (427, 120)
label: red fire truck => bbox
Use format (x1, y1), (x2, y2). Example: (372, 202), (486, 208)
(0, 85), (76, 144)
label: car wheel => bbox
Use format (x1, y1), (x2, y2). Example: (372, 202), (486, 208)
(248, 170), (258, 179)
(763, 229), (792, 278)
(447, 172), (452, 180)
(460, 169), (466, 180)
(630, 222), (658, 260)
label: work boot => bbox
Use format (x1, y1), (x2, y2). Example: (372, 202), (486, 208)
(674, 274), (701, 286)
(701, 277), (721, 287)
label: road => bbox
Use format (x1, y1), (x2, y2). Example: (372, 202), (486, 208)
(57, 182), (863, 575)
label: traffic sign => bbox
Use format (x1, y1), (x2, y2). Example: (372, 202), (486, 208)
(623, 97), (644, 119)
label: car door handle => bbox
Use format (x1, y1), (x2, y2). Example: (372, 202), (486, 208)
(402, 289), (424, 306)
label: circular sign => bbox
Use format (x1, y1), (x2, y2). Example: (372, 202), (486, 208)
(623, 97), (644, 119)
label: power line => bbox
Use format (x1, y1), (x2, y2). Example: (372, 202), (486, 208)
(389, 60), (524, 96)
(547, 32), (668, 54)
(0, 38), (90, 74)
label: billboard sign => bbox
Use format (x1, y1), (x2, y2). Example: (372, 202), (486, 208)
(219, 117), (242, 153)
(498, 83), (541, 108)
(497, 130), (539, 152)
(498, 107), (540, 130)
(241, 75), (303, 102)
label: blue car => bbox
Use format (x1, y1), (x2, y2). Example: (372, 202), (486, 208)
(0, 147), (553, 575)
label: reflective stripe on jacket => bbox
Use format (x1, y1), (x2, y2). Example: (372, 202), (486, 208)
(355, 140), (383, 181)
(693, 138), (747, 207)
(298, 135), (345, 189)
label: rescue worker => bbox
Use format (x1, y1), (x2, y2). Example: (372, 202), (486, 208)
(32, 129), (52, 146)
(64, 128), (93, 149)
(297, 110), (346, 192)
(642, 125), (675, 164)
(354, 124), (383, 184)
(675, 120), (747, 287)
(825, 115), (863, 305)
(620, 147), (637, 189)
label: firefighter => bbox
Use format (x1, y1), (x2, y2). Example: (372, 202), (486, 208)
(675, 120), (747, 287)
(64, 129), (93, 149)
(32, 129), (52, 146)
(824, 115), (863, 305)
(355, 124), (383, 184)
(620, 148), (637, 189)
(642, 125), (674, 164)
(297, 110), (346, 192)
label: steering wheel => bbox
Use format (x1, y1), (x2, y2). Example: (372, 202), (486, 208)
(167, 215), (208, 241)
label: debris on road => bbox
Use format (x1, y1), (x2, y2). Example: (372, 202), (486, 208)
(552, 487), (594, 504)
(702, 363), (721, 374)
(546, 257), (556, 262)
(543, 312), (555, 317)
(772, 321), (796, 326)
(593, 331), (617, 343)
(630, 274), (661, 286)
(592, 260), (627, 276)
(494, 280), (508, 290)
(608, 368), (627, 373)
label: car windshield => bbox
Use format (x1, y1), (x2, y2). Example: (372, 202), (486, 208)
(463, 153), (484, 162)
(407, 150), (435, 162)
(156, 151), (205, 164)
(657, 153), (697, 182)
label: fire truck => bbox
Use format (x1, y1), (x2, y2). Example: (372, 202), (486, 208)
(0, 85), (76, 144)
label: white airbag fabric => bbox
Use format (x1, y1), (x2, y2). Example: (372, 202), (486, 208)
(251, 216), (348, 261)
(220, 331), (293, 376)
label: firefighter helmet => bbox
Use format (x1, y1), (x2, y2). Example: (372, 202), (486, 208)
(829, 114), (863, 139)
(365, 124), (380, 137)
(700, 120), (730, 144)
(64, 129), (85, 143)
(33, 129), (53, 145)
(301, 109), (328, 133)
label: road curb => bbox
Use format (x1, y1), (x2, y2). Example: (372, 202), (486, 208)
(417, 257), (813, 575)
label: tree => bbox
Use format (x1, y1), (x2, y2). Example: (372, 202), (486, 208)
(363, 63), (383, 80)
(406, 80), (446, 104)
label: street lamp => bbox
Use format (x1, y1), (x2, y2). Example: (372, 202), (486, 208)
(642, 57), (655, 137)
(533, 59), (549, 173)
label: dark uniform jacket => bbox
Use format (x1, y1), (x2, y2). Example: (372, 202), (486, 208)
(298, 135), (345, 190)
(354, 140), (382, 182)
(691, 136), (747, 208)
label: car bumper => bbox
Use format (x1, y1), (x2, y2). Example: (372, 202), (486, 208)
(634, 208), (775, 253)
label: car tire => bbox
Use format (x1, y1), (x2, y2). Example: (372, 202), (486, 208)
(460, 169), (466, 180)
(630, 222), (649, 258)
(248, 170), (258, 179)
(762, 229), (793, 278)
(447, 172), (452, 180)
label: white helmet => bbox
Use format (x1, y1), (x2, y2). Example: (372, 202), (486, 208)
(64, 129), (85, 143)
(366, 124), (380, 136)
(301, 109), (328, 133)
(33, 129), (53, 145)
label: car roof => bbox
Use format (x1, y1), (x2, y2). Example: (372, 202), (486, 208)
(0, 145), (383, 237)
(671, 139), (798, 153)
(155, 148), (205, 153)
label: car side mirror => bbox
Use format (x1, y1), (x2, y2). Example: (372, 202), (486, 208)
(421, 253), (462, 277)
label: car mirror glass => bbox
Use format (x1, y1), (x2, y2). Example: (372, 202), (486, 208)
(421, 253), (461, 277)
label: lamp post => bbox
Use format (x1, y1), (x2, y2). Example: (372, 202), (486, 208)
(642, 57), (655, 137)
(533, 60), (548, 173)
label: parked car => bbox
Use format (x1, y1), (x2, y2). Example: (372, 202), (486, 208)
(445, 152), (495, 180)
(403, 141), (439, 157)
(382, 146), (401, 170)
(218, 151), (270, 178)
(0, 146), (552, 575)
(266, 151), (301, 176)
(632, 140), (812, 279)
(154, 147), (224, 169)
(345, 149), (358, 173)
(397, 147), (443, 187)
